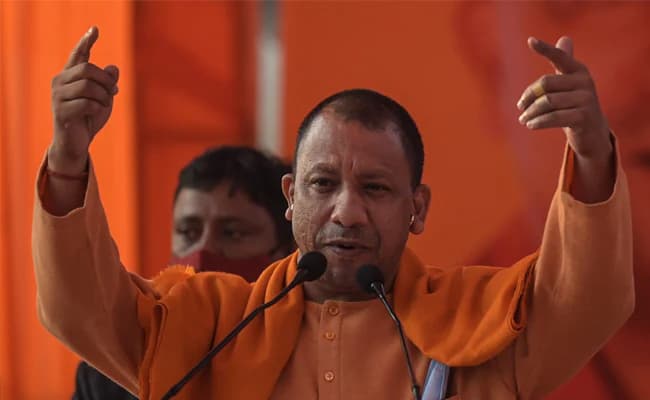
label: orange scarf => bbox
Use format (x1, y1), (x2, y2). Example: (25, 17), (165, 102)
(137, 248), (535, 399)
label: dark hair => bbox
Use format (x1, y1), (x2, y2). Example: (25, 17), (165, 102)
(294, 88), (425, 188)
(175, 146), (293, 253)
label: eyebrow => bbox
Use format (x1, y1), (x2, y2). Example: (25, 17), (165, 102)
(305, 163), (338, 175)
(306, 162), (394, 175)
(174, 215), (203, 225)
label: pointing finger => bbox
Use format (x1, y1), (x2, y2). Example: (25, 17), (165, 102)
(64, 26), (99, 69)
(528, 36), (583, 74)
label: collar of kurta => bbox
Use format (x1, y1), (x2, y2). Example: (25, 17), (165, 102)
(142, 248), (536, 399)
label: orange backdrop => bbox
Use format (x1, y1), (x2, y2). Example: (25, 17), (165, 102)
(0, 2), (137, 398)
(1, 1), (647, 399)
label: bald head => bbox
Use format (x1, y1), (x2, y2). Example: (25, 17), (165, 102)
(294, 89), (425, 189)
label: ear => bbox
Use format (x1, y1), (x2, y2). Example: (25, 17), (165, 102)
(410, 184), (431, 235)
(281, 173), (295, 221)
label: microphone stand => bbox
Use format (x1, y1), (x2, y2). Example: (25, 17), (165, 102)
(161, 268), (309, 400)
(370, 281), (421, 400)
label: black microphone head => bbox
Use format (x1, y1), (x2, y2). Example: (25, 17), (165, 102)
(356, 264), (384, 294)
(297, 251), (327, 282)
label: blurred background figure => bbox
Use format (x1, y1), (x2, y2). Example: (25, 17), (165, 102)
(169, 146), (294, 280)
(73, 145), (293, 399)
(0, 1), (646, 398)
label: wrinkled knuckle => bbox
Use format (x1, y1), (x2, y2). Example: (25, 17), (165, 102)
(539, 75), (552, 90)
(543, 94), (553, 108)
(79, 79), (93, 93)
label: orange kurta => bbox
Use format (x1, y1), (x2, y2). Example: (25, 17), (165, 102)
(32, 144), (634, 399)
(270, 299), (432, 399)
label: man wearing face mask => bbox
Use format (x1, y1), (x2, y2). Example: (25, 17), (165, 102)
(35, 27), (633, 400)
(169, 146), (294, 279)
(72, 146), (294, 399)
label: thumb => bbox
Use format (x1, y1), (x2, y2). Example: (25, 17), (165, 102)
(555, 36), (573, 57)
(104, 65), (120, 95)
(104, 65), (119, 81)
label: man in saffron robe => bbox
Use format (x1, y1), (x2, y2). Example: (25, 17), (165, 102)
(33, 27), (634, 399)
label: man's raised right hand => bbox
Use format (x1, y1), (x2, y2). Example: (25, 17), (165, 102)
(49, 26), (119, 174)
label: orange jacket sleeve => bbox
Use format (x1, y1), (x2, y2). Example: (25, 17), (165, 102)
(32, 157), (154, 395)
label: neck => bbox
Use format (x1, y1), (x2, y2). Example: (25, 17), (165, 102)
(302, 279), (393, 304)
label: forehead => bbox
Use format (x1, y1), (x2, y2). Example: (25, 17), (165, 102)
(297, 111), (410, 176)
(173, 184), (267, 221)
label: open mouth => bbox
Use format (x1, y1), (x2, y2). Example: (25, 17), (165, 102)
(324, 241), (369, 256)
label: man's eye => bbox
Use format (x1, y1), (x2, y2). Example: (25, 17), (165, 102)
(365, 183), (389, 192)
(177, 227), (201, 243)
(312, 178), (334, 188)
(223, 228), (244, 240)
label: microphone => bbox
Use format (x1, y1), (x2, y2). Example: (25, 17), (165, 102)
(356, 265), (421, 400)
(161, 251), (327, 400)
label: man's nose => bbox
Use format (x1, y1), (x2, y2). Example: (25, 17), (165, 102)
(330, 187), (369, 228)
(195, 229), (223, 254)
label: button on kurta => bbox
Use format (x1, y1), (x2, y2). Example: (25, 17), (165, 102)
(324, 371), (335, 382)
(324, 331), (336, 340)
(327, 305), (340, 316)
